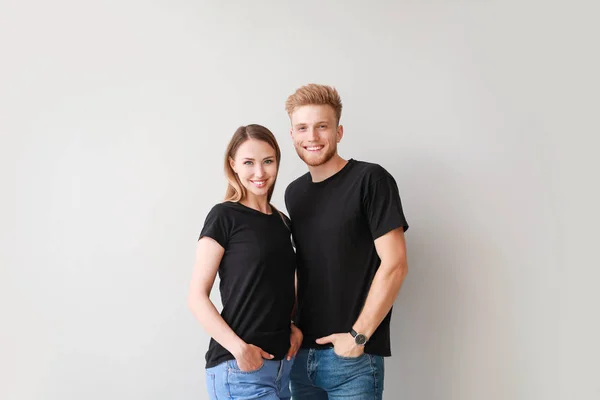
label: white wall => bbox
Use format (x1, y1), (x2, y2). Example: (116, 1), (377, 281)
(1, 1), (598, 399)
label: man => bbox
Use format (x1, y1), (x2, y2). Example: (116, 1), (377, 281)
(284, 84), (409, 400)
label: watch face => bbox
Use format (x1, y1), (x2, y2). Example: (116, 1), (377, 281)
(355, 334), (367, 346)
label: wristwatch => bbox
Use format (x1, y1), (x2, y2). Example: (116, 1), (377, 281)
(350, 329), (368, 346)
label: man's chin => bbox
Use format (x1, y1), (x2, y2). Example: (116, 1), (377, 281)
(297, 150), (333, 167)
(300, 156), (327, 167)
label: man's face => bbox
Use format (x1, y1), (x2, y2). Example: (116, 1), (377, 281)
(290, 105), (343, 167)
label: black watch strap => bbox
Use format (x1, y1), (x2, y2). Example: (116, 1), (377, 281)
(350, 329), (368, 345)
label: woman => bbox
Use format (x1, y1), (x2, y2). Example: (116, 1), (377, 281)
(187, 124), (302, 400)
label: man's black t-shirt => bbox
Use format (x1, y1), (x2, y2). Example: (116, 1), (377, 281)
(199, 201), (296, 368)
(284, 159), (408, 357)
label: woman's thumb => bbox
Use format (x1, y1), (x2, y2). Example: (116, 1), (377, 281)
(259, 348), (274, 359)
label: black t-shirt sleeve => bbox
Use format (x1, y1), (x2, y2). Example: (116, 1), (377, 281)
(284, 185), (293, 217)
(199, 205), (230, 248)
(276, 210), (295, 249)
(363, 173), (409, 240)
(281, 212), (292, 231)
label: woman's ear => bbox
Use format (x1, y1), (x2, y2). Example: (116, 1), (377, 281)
(229, 157), (236, 174)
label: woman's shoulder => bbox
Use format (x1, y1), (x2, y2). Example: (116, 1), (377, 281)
(278, 210), (291, 225)
(271, 206), (292, 232)
(205, 201), (239, 220)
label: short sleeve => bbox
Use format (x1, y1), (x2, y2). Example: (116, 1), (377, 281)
(281, 212), (292, 232)
(276, 210), (295, 249)
(363, 173), (409, 240)
(284, 186), (291, 213)
(198, 205), (231, 249)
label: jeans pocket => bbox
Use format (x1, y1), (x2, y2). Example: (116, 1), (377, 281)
(227, 359), (266, 374)
(331, 348), (368, 361)
(227, 360), (277, 399)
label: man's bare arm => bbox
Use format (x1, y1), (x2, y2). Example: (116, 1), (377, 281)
(315, 227), (408, 355)
(352, 227), (408, 339)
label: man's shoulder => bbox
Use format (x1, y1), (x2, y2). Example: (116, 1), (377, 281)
(285, 172), (311, 196)
(349, 159), (394, 183)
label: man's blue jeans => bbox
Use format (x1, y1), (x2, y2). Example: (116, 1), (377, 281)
(205, 358), (294, 400)
(290, 348), (385, 399)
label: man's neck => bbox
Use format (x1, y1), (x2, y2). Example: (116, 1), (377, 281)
(308, 155), (348, 183)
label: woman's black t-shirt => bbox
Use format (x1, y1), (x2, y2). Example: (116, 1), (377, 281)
(199, 201), (296, 368)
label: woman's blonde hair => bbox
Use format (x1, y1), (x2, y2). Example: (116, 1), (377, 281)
(224, 124), (281, 203)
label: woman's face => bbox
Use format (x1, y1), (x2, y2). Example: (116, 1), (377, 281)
(230, 139), (278, 200)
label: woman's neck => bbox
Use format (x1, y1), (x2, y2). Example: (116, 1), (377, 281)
(240, 195), (271, 214)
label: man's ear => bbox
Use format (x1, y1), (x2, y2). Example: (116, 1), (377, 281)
(337, 125), (344, 143)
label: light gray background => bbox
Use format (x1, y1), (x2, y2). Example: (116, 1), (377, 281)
(1, 0), (598, 399)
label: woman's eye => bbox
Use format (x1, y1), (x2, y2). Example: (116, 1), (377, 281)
(264, 159), (273, 164)
(243, 161), (253, 165)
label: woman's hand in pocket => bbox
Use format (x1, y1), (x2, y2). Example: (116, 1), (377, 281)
(287, 323), (303, 360)
(234, 343), (273, 372)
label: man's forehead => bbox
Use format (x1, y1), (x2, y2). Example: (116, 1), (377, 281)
(291, 105), (336, 123)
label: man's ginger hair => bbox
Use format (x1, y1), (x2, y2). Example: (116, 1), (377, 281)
(285, 84), (343, 124)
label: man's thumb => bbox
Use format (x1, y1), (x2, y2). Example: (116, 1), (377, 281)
(316, 335), (333, 344)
